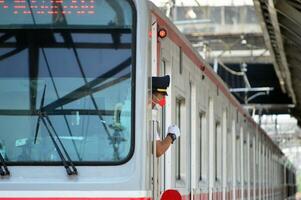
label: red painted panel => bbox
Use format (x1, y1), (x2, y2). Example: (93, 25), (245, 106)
(192, 193), (209, 200)
(161, 190), (182, 200)
(203, 193), (209, 200)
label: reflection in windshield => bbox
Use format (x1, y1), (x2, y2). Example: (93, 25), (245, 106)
(0, 28), (133, 163)
(0, 0), (133, 28)
(0, 148), (10, 176)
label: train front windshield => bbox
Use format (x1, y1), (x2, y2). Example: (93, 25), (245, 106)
(0, 0), (135, 164)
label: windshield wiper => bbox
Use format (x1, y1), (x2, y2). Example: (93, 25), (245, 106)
(40, 116), (78, 175)
(0, 153), (10, 176)
(34, 85), (77, 176)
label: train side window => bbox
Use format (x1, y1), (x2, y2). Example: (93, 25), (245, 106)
(239, 127), (243, 184)
(260, 142), (263, 186)
(161, 59), (166, 75)
(250, 136), (254, 185)
(227, 128), (232, 184)
(199, 112), (206, 181)
(175, 98), (185, 181)
(243, 137), (247, 184)
(179, 47), (183, 74)
(160, 60), (166, 139)
(259, 141), (263, 186)
(222, 110), (227, 186)
(215, 121), (221, 182)
(256, 139), (259, 187)
(262, 145), (267, 184)
(236, 134), (241, 183)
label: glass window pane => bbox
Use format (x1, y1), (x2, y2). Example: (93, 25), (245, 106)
(201, 112), (207, 181)
(209, 7), (221, 24)
(0, 0), (133, 28)
(225, 7), (240, 25)
(199, 112), (204, 181)
(227, 129), (232, 183)
(0, 0), (135, 164)
(175, 98), (182, 180)
(215, 121), (221, 181)
(236, 135), (241, 182)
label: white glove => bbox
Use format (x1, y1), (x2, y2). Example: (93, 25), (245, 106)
(167, 124), (180, 138)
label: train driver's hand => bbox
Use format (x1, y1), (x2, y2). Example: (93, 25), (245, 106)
(167, 124), (180, 138)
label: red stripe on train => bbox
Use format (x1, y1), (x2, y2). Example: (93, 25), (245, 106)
(0, 198), (151, 200)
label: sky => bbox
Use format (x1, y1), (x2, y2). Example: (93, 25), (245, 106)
(150, 0), (254, 7)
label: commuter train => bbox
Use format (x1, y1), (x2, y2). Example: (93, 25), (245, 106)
(0, 0), (296, 200)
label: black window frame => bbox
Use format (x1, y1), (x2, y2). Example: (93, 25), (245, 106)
(175, 98), (182, 180)
(0, 0), (137, 166)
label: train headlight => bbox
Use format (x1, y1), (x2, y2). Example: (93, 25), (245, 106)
(158, 28), (167, 39)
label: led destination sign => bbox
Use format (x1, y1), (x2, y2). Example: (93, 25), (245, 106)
(0, 0), (95, 15)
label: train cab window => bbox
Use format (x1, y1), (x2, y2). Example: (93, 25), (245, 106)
(0, 0), (136, 165)
(175, 98), (185, 181)
(215, 121), (221, 181)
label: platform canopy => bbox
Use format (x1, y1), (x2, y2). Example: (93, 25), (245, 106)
(253, 0), (301, 126)
(151, 0), (296, 116)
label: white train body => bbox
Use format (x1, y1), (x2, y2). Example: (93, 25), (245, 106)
(0, 0), (296, 200)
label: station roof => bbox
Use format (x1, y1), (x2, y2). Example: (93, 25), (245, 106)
(253, 0), (301, 126)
